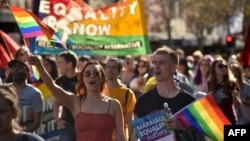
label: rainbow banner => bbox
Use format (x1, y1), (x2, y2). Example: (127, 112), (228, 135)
(29, 0), (151, 56)
(174, 94), (231, 141)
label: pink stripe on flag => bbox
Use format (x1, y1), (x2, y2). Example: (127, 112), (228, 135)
(23, 31), (44, 38)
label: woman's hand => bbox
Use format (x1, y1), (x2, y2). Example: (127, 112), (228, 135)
(27, 55), (43, 68)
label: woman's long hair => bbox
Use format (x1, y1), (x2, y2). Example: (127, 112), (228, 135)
(75, 60), (107, 97)
(193, 57), (212, 85)
(208, 57), (236, 95)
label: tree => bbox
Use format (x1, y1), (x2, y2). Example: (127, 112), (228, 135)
(183, 0), (249, 50)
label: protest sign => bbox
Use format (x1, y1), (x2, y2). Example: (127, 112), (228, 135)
(33, 82), (59, 141)
(132, 109), (176, 141)
(29, 0), (151, 56)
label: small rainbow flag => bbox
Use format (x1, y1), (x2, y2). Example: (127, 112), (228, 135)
(9, 5), (66, 49)
(30, 65), (40, 82)
(174, 94), (231, 141)
(9, 6), (44, 38)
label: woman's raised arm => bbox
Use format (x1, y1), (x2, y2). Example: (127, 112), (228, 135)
(28, 55), (77, 111)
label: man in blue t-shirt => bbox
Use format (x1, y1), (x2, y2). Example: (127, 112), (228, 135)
(7, 60), (44, 132)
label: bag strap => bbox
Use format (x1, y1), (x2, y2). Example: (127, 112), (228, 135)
(124, 88), (130, 114)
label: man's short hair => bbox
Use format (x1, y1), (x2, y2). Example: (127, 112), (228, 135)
(79, 55), (91, 63)
(58, 51), (78, 68)
(107, 57), (123, 72)
(153, 45), (179, 64)
(7, 60), (30, 73)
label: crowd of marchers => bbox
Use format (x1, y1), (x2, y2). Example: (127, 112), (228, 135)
(0, 45), (250, 141)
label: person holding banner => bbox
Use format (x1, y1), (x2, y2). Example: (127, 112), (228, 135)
(28, 56), (126, 141)
(131, 46), (206, 141)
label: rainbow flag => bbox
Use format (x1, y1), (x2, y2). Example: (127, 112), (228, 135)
(29, 0), (150, 55)
(174, 94), (231, 141)
(9, 6), (44, 38)
(30, 65), (40, 82)
(9, 5), (66, 48)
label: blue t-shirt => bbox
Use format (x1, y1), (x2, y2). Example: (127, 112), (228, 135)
(16, 84), (44, 126)
(17, 84), (44, 113)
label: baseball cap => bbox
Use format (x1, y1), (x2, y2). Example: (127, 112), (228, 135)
(7, 60), (30, 73)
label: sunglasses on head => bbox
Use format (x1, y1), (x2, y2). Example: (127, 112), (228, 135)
(84, 71), (100, 77)
(217, 64), (227, 69)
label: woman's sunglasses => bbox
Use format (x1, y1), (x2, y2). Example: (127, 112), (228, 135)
(84, 71), (100, 77)
(217, 64), (227, 69)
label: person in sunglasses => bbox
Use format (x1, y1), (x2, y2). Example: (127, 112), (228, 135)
(28, 56), (126, 141)
(207, 57), (240, 125)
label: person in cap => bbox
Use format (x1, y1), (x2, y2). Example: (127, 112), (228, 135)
(6, 60), (44, 132)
